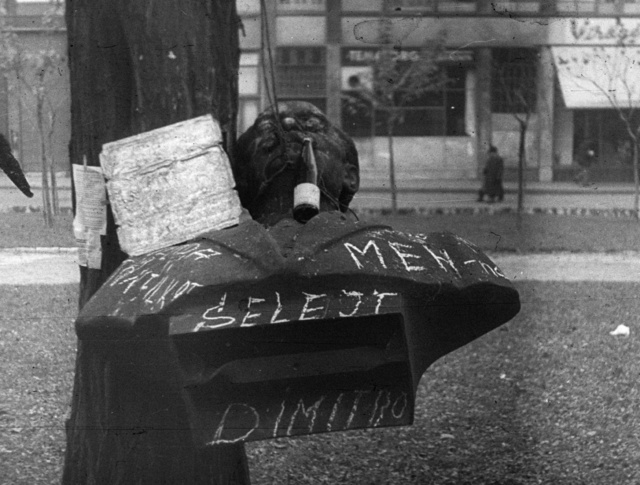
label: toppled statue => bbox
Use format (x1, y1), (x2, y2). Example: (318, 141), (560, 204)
(76, 102), (520, 445)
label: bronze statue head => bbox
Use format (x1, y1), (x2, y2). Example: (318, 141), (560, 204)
(233, 102), (359, 225)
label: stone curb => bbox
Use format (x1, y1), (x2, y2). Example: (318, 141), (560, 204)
(0, 247), (77, 254)
(2, 202), (640, 218)
(3, 205), (638, 218)
(356, 206), (640, 218)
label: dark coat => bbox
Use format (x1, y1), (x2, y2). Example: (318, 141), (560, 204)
(482, 153), (504, 198)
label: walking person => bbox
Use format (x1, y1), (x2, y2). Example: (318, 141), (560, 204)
(574, 140), (596, 186)
(477, 145), (504, 203)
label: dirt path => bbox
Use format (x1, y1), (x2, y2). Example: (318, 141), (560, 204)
(2, 249), (640, 285)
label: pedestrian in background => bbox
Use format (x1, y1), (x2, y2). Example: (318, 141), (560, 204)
(574, 140), (597, 186)
(477, 145), (504, 203)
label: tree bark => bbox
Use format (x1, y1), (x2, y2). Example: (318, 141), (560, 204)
(633, 136), (639, 220)
(517, 120), (526, 215)
(63, 1), (248, 483)
(387, 117), (397, 214)
(37, 94), (53, 226)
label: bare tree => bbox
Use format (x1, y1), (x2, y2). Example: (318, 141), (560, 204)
(492, 50), (538, 215)
(556, 19), (640, 218)
(343, 21), (447, 213)
(0, 0), (66, 226)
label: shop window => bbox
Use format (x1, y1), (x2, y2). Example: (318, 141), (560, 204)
(238, 52), (260, 133)
(276, 47), (326, 105)
(491, 48), (537, 114)
(236, 0), (260, 14)
(277, 0), (326, 11)
(239, 16), (261, 50)
(239, 53), (259, 96)
(342, 0), (383, 10)
(341, 66), (467, 137)
(238, 99), (259, 134)
(556, 0), (596, 12)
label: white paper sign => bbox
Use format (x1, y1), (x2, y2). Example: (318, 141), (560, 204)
(73, 163), (107, 269)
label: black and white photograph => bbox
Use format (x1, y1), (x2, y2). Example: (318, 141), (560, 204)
(1, 0), (640, 483)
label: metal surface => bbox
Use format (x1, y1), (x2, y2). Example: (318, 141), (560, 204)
(75, 212), (520, 445)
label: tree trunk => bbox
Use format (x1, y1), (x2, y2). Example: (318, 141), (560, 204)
(63, 1), (248, 483)
(37, 95), (53, 226)
(387, 117), (397, 214)
(517, 120), (526, 215)
(48, 109), (59, 215)
(49, 155), (59, 215)
(633, 137), (639, 220)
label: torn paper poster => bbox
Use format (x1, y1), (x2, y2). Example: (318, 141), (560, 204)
(72, 163), (107, 269)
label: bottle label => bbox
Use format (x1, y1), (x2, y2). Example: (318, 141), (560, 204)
(294, 183), (320, 210)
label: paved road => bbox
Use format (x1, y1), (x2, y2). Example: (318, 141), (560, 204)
(351, 190), (640, 213)
(2, 178), (639, 214)
(2, 249), (640, 285)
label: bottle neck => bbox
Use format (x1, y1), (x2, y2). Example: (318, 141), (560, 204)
(293, 138), (320, 223)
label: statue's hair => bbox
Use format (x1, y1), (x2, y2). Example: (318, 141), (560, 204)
(233, 102), (359, 213)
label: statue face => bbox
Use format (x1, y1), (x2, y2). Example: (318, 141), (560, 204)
(234, 102), (359, 220)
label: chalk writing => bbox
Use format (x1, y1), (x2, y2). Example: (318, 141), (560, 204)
(207, 388), (410, 445)
(344, 240), (387, 270)
(287, 396), (325, 436)
(273, 401), (287, 438)
(346, 390), (370, 429)
(270, 291), (288, 324)
(388, 241), (426, 272)
(108, 243), (221, 289)
(104, 242), (215, 312)
(373, 291), (399, 314)
(212, 403), (260, 444)
(191, 288), (401, 332)
(464, 260), (505, 278)
(241, 297), (267, 327)
(422, 245), (460, 277)
(344, 237), (509, 281)
(338, 290), (363, 318)
(327, 393), (344, 432)
(300, 292), (328, 320)
(391, 392), (409, 419)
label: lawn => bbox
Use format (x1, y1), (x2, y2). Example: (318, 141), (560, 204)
(3, 211), (640, 253)
(0, 285), (77, 485)
(369, 213), (640, 254)
(2, 282), (639, 484)
(0, 213), (74, 248)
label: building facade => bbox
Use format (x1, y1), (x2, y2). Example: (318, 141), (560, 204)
(3, 0), (640, 183)
(238, 0), (640, 185)
(1, 0), (69, 173)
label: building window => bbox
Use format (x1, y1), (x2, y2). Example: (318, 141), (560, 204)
(341, 66), (467, 137)
(277, 0), (326, 11)
(341, 0), (383, 11)
(555, 0), (596, 13)
(276, 47), (326, 111)
(491, 48), (537, 114)
(236, 0), (260, 14)
(238, 52), (260, 134)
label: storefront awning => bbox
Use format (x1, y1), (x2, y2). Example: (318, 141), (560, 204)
(552, 46), (640, 109)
